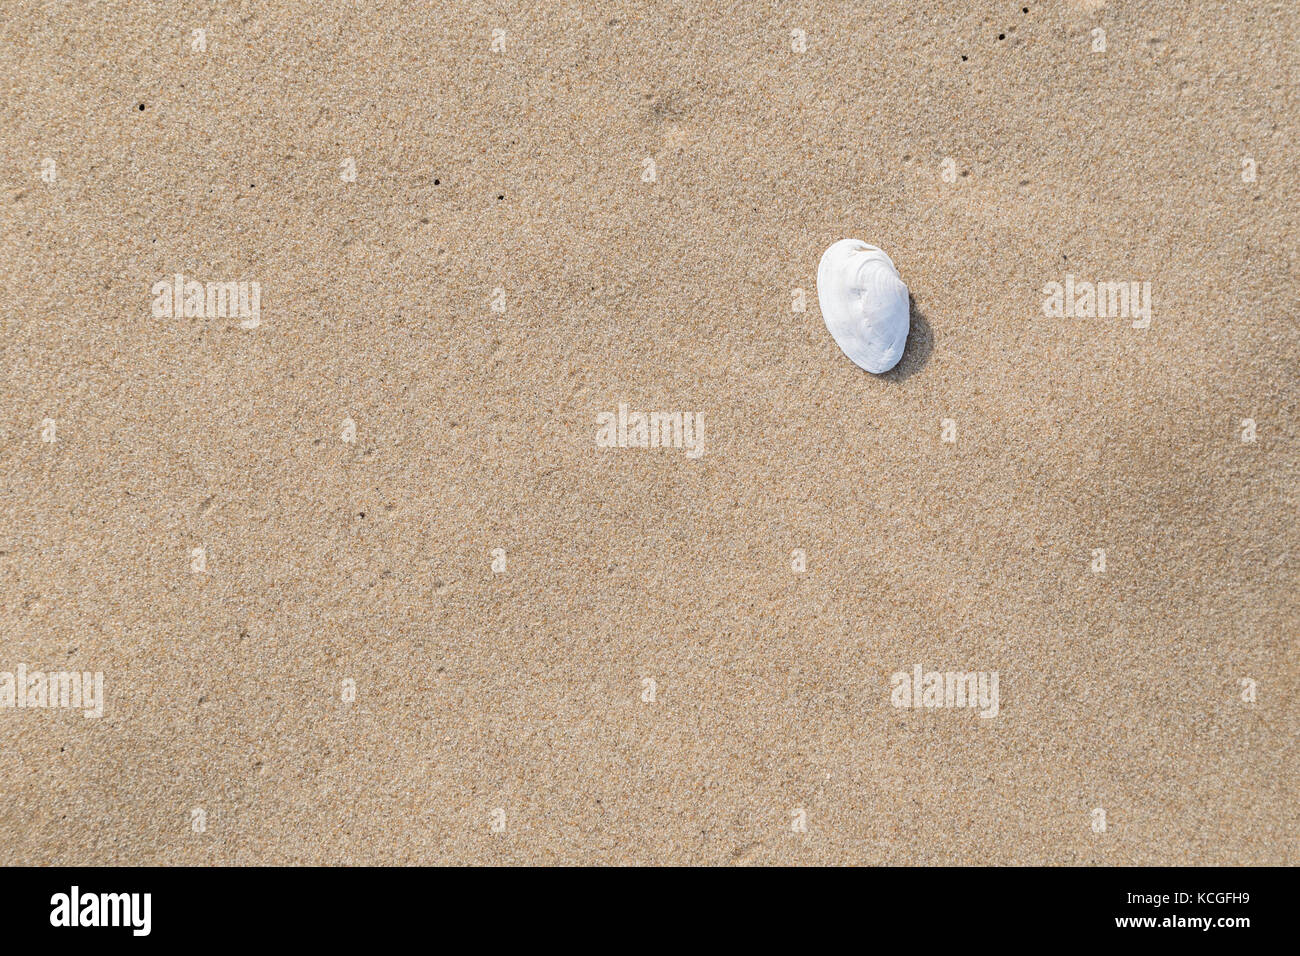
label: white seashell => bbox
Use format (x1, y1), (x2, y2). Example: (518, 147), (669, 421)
(816, 239), (911, 374)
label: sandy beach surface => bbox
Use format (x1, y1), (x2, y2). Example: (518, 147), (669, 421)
(1, 1), (1295, 864)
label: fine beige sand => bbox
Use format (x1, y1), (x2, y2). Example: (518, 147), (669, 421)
(1, 1), (1295, 865)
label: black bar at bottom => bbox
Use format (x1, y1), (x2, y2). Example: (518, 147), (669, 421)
(0, 865), (1281, 943)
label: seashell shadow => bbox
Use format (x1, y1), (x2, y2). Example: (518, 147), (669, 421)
(878, 294), (933, 383)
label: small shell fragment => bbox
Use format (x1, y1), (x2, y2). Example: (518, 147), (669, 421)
(817, 239), (911, 374)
